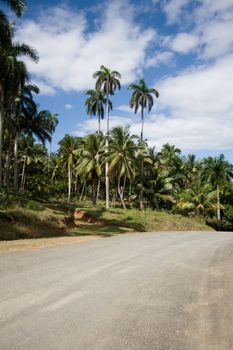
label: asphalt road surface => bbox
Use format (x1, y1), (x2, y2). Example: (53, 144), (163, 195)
(0, 232), (233, 350)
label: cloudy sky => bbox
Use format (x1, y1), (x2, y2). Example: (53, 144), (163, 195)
(14, 0), (233, 159)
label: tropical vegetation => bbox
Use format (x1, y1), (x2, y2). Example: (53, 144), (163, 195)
(1, 1), (233, 234)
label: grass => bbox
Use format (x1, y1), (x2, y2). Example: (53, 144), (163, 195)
(76, 203), (213, 232)
(0, 199), (213, 242)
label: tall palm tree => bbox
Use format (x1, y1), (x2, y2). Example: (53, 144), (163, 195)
(58, 135), (79, 202)
(0, 35), (39, 190)
(108, 126), (137, 209)
(46, 112), (59, 160)
(202, 154), (233, 229)
(76, 133), (104, 204)
(12, 78), (40, 193)
(128, 79), (159, 210)
(85, 89), (111, 134)
(93, 65), (121, 209)
(0, 0), (26, 45)
(1, 0), (26, 16)
(128, 79), (159, 141)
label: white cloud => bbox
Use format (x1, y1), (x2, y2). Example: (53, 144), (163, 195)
(163, 0), (189, 23)
(73, 115), (135, 136)
(153, 54), (233, 151)
(159, 0), (233, 60)
(16, 2), (155, 94)
(195, 0), (233, 23)
(116, 105), (132, 113)
(65, 104), (74, 110)
(73, 54), (233, 152)
(145, 51), (174, 68)
(169, 33), (199, 53)
(197, 18), (233, 59)
(32, 80), (56, 96)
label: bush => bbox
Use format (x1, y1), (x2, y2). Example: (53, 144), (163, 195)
(222, 205), (233, 231)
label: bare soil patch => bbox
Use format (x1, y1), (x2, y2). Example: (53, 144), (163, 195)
(0, 236), (101, 255)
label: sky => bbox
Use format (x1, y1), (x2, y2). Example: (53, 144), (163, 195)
(12, 0), (233, 160)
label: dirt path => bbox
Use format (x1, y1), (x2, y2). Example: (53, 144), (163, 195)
(0, 236), (101, 255)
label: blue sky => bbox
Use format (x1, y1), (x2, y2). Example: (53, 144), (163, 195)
(13, 0), (233, 159)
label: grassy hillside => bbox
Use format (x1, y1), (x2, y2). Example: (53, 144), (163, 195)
(77, 204), (213, 232)
(0, 200), (213, 241)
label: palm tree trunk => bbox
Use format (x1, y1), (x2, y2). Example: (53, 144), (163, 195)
(105, 91), (110, 209)
(216, 184), (221, 231)
(14, 131), (19, 193)
(48, 139), (52, 174)
(141, 106), (144, 141)
(80, 181), (86, 201)
(49, 139), (52, 160)
(68, 161), (72, 203)
(92, 177), (98, 205)
(5, 145), (10, 194)
(122, 174), (126, 199)
(118, 176), (126, 209)
(0, 84), (4, 191)
(97, 178), (100, 202)
(20, 155), (27, 191)
(98, 115), (100, 135)
(74, 176), (78, 193)
(129, 179), (132, 204)
(140, 107), (144, 210)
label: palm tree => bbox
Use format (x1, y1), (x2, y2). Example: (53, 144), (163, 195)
(0, 0), (26, 46)
(58, 135), (79, 202)
(12, 80), (40, 193)
(128, 79), (159, 210)
(181, 154), (200, 189)
(177, 181), (216, 217)
(18, 135), (47, 192)
(85, 89), (111, 134)
(0, 34), (39, 190)
(128, 79), (159, 141)
(145, 168), (175, 210)
(1, 0), (26, 16)
(93, 65), (121, 209)
(108, 126), (137, 209)
(202, 154), (233, 229)
(46, 112), (59, 160)
(76, 133), (104, 204)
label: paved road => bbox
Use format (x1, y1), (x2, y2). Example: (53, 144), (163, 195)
(0, 232), (233, 350)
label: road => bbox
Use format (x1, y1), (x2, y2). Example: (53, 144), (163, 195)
(0, 232), (233, 350)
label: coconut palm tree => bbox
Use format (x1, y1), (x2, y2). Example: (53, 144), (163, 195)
(76, 133), (104, 204)
(128, 79), (159, 210)
(58, 135), (80, 202)
(108, 126), (137, 209)
(93, 65), (121, 209)
(18, 135), (47, 192)
(85, 89), (111, 134)
(202, 154), (233, 229)
(177, 181), (216, 217)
